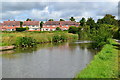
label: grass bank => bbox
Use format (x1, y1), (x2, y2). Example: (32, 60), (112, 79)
(75, 39), (119, 78)
(1, 31), (78, 46)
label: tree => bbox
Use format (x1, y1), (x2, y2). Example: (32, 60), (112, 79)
(60, 19), (65, 21)
(68, 26), (78, 34)
(90, 24), (113, 48)
(40, 21), (44, 31)
(48, 19), (54, 21)
(79, 17), (86, 26)
(26, 18), (32, 21)
(20, 21), (23, 27)
(86, 17), (96, 29)
(56, 27), (61, 31)
(97, 14), (118, 26)
(69, 17), (75, 21)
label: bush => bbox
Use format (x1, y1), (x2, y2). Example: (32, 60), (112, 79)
(56, 27), (61, 31)
(16, 27), (27, 32)
(16, 37), (37, 47)
(68, 26), (78, 34)
(90, 24), (113, 48)
(52, 34), (67, 42)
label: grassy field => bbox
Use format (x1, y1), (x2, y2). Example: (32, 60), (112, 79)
(75, 39), (119, 78)
(1, 31), (78, 46)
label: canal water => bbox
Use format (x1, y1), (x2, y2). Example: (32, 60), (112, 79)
(2, 41), (98, 78)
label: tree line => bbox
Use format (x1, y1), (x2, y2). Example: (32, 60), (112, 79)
(68, 14), (120, 48)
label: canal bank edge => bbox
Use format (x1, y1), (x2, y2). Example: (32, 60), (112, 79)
(75, 39), (119, 78)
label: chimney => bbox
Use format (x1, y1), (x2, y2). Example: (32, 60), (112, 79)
(8, 19), (10, 21)
(14, 20), (15, 21)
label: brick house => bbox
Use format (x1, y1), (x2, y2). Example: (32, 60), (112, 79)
(42, 21), (80, 31)
(1, 20), (21, 31)
(23, 21), (40, 31)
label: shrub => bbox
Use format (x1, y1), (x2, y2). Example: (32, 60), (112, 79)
(16, 27), (27, 32)
(52, 35), (61, 42)
(52, 34), (67, 42)
(16, 37), (37, 47)
(56, 27), (61, 31)
(68, 26), (78, 34)
(90, 24), (113, 48)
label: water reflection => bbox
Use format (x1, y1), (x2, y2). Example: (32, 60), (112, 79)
(2, 41), (98, 78)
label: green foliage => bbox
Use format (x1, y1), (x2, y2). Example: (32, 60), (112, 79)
(40, 21), (44, 29)
(78, 26), (90, 40)
(48, 19), (54, 21)
(86, 17), (96, 29)
(75, 43), (118, 78)
(20, 21), (23, 27)
(16, 27), (27, 32)
(113, 28), (120, 39)
(16, 37), (37, 47)
(69, 17), (75, 21)
(60, 19), (65, 21)
(52, 34), (67, 42)
(97, 14), (118, 26)
(26, 18), (32, 21)
(79, 17), (86, 26)
(68, 26), (78, 34)
(90, 24), (113, 48)
(56, 27), (61, 31)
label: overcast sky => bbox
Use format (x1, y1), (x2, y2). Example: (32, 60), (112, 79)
(0, 0), (119, 22)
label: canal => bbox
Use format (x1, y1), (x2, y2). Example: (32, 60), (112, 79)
(2, 41), (98, 78)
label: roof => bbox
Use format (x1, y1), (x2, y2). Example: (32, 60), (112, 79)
(23, 21), (39, 26)
(44, 21), (60, 25)
(60, 21), (79, 25)
(44, 21), (79, 25)
(3, 21), (20, 26)
(0, 23), (4, 26)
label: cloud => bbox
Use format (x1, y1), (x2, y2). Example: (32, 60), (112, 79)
(1, 2), (118, 22)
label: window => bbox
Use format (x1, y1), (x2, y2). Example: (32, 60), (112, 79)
(32, 25), (35, 27)
(47, 25), (50, 27)
(13, 25), (14, 27)
(52, 25), (55, 27)
(8, 25), (10, 27)
(7, 29), (10, 31)
(12, 29), (14, 31)
(66, 25), (68, 27)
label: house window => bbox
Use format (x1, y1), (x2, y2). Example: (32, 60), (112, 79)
(52, 25), (55, 27)
(8, 25), (10, 27)
(47, 25), (50, 27)
(66, 25), (68, 27)
(7, 29), (10, 31)
(32, 25), (35, 27)
(13, 25), (14, 27)
(12, 29), (14, 31)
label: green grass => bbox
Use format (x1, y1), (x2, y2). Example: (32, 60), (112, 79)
(75, 39), (118, 78)
(1, 31), (78, 46)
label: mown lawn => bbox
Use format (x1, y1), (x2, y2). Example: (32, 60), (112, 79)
(75, 39), (119, 78)
(0, 31), (78, 46)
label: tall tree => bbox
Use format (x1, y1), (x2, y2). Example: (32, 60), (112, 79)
(60, 19), (65, 21)
(97, 14), (118, 26)
(86, 17), (96, 29)
(79, 17), (86, 26)
(20, 21), (23, 27)
(40, 21), (44, 31)
(48, 19), (54, 21)
(69, 17), (75, 21)
(26, 18), (32, 21)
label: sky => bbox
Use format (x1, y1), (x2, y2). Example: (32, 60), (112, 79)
(0, 0), (119, 22)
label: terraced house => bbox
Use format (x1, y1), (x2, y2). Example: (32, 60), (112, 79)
(23, 21), (40, 31)
(1, 20), (20, 31)
(42, 21), (80, 31)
